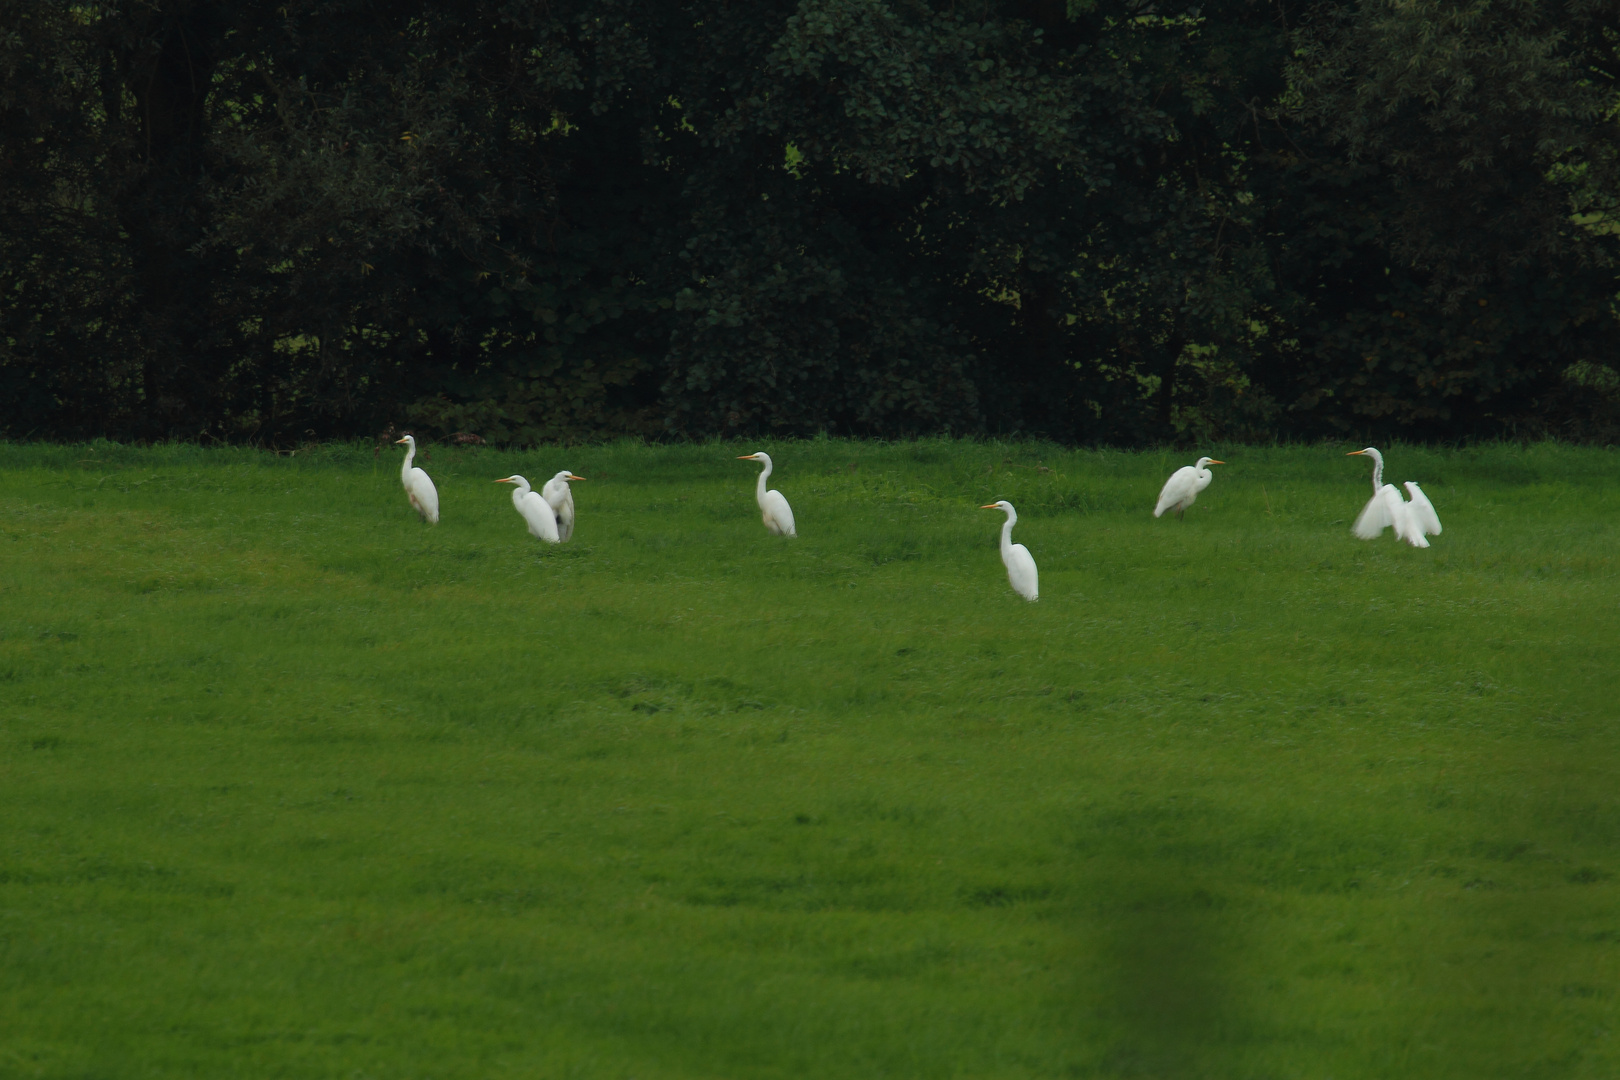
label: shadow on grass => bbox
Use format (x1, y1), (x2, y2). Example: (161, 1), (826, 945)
(1087, 873), (1237, 1078)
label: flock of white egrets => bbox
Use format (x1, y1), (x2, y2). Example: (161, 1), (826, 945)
(393, 436), (1442, 604)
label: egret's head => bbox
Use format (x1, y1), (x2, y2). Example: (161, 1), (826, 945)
(738, 452), (770, 464)
(552, 470), (586, 483)
(1347, 447), (1380, 459)
(395, 435), (415, 448)
(1196, 457), (1226, 469)
(980, 500), (1014, 513)
(494, 475), (529, 491)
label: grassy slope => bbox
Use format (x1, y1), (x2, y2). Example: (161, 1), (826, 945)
(0, 439), (1616, 1079)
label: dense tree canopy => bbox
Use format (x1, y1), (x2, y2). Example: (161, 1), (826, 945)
(3, 0), (1618, 444)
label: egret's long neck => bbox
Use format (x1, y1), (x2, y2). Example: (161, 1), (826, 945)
(755, 462), (771, 504)
(400, 445), (414, 477)
(1000, 511), (1016, 553)
(1367, 451), (1384, 491)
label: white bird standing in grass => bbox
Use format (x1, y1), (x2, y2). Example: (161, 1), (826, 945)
(981, 500), (1038, 601)
(738, 452), (796, 536)
(541, 471), (586, 542)
(1154, 456), (1225, 519)
(495, 475), (560, 543)
(395, 435), (440, 524)
(1347, 447), (1441, 548)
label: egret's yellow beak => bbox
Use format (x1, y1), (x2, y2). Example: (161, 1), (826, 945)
(737, 455), (755, 460)
(1208, 459), (1226, 465)
(494, 478), (513, 484)
(394, 437), (408, 444)
(566, 474), (586, 481)
(1346, 450), (1366, 456)
(979, 503), (999, 510)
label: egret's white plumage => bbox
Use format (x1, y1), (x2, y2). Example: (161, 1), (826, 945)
(495, 475), (560, 542)
(541, 471), (586, 542)
(1403, 481), (1442, 537)
(395, 435), (440, 524)
(981, 500), (1038, 601)
(1154, 456), (1225, 518)
(1347, 448), (1441, 547)
(738, 452), (796, 536)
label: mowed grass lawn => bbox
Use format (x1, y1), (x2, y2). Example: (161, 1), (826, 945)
(1, 439), (1617, 1079)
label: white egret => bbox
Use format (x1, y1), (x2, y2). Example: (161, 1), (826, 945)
(737, 452), (796, 536)
(981, 500), (1038, 601)
(1346, 447), (1441, 547)
(394, 435), (440, 524)
(540, 471), (586, 542)
(1154, 456), (1225, 518)
(494, 475), (560, 543)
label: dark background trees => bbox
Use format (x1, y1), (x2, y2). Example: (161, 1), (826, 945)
(3, 0), (1618, 445)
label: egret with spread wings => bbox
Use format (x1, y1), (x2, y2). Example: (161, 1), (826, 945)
(1346, 448), (1441, 548)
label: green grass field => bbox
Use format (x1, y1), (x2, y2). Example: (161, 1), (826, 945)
(2, 438), (1616, 1079)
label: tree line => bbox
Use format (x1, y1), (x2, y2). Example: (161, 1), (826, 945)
(3, 0), (1618, 445)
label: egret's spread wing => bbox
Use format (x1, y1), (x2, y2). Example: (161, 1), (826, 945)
(1154, 467), (1196, 517)
(1395, 510), (1429, 547)
(1384, 488), (1430, 547)
(1403, 482), (1441, 536)
(763, 490), (796, 536)
(1351, 488), (1392, 539)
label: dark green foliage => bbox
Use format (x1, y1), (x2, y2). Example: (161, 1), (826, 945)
(1272, 0), (1620, 436)
(3, 0), (1619, 443)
